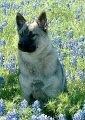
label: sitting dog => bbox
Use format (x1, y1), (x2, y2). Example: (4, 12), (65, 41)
(16, 11), (66, 103)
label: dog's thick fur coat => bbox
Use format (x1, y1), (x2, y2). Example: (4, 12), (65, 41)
(16, 12), (66, 102)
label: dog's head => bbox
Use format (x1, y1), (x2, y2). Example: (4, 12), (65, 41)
(16, 12), (51, 55)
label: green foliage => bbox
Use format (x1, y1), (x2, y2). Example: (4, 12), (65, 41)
(44, 80), (85, 119)
(0, 0), (85, 119)
(43, 99), (57, 118)
(19, 107), (33, 120)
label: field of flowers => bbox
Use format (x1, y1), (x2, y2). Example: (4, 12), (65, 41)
(0, 0), (85, 119)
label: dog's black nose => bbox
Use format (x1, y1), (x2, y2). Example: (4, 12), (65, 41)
(18, 42), (37, 53)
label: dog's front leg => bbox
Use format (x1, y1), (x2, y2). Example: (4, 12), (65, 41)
(20, 85), (31, 102)
(19, 75), (32, 102)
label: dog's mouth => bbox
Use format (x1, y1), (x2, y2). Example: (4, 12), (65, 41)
(18, 43), (37, 53)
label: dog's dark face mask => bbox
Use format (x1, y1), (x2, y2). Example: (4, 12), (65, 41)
(16, 12), (48, 53)
(18, 27), (37, 53)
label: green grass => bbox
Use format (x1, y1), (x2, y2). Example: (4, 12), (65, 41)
(0, 0), (85, 119)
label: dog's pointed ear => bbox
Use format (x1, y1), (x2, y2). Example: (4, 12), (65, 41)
(37, 11), (48, 32)
(16, 13), (26, 30)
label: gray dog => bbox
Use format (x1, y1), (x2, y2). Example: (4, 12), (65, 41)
(16, 11), (66, 103)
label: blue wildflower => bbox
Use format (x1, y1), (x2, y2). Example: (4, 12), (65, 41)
(58, 114), (66, 120)
(38, 114), (54, 120)
(68, 50), (75, 56)
(6, 109), (20, 120)
(2, 7), (6, 15)
(56, 49), (61, 56)
(9, 55), (15, 63)
(11, 2), (19, 10)
(0, 26), (3, 32)
(32, 100), (40, 110)
(66, 2), (71, 9)
(0, 77), (4, 87)
(8, 63), (16, 73)
(20, 99), (28, 110)
(35, 107), (42, 115)
(2, 20), (8, 27)
(81, 110), (85, 120)
(66, 70), (71, 79)
(0, 53), (5, 67)
(75, 8), (81, 21)
(55, 36), (62, 48)
(59, 53), (65, 61)
(31, 113), (54, 120)
(0, 99), (5, 116)
(57, 17), (61, 23)
(20, 1), (24, 6)
(25, 0), (30, 4)
(80, 36), (85, 42)
(75, 45), (84, 57)
(33, 4), (37, 10)
(32, 100), (42, 115)
(19, 11), (25, 15)
(71, 75), (75, 80)
(66, 30), (73, 39)
(3, 63), (16, 73)
(73, 39), (78, 46)
(3, 63), (9, 69)
(81, 102), (85, 120)
(62, 41), (68, 49)
(77, 5), (83, 13)
(73, 110), (82, 120)
(48, 8), (52, 11)
(70, 57), (77, 67)
(0, 39), (6, 46)
(3, 2), (10, 9)
(67, 41), (74, 49)
(76, 68), (84, 80)
(31, 115), (38, 120)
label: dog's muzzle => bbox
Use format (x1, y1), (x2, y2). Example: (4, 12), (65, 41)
(18, 42), (37, 53)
